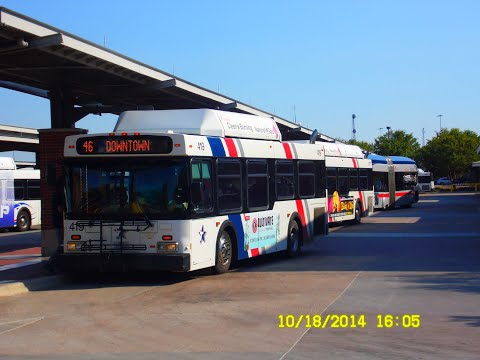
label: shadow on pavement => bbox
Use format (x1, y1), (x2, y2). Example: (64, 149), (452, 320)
(395, 272), (480, 295)
(449, 315), (480, 327)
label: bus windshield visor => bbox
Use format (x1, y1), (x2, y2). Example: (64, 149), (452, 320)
(65, 159), (189, 220)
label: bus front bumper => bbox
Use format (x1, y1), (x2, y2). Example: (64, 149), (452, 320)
(56, 253), (190, 272)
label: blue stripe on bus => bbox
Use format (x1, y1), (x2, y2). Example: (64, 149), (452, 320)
(228, 214), (249, 260)
(207, 137), (226, 157)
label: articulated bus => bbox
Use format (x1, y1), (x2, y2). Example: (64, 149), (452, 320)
(323, 143), (374, 224)
(0, 157), (41, 231)
(368, 154), (418, 209)
(58, 109), (329, 273)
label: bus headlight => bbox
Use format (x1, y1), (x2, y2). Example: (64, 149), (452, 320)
(67, 242), (80, 251)
(157, 242), (178, 252)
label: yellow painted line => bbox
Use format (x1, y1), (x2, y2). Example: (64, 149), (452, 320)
(418, 200), (439, 203)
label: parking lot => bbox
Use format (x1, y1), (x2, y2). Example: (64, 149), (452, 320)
(0, 193), (479, 359)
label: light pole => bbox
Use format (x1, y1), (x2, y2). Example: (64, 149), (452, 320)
(352, 114), (356, 140)
(386, 126), (391, 139)
(437, 114), (443, 132)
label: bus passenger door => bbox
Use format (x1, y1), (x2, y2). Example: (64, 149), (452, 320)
(0, 179), (14, 228)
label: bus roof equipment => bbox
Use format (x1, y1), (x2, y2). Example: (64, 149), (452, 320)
(114, 109), (282, 141)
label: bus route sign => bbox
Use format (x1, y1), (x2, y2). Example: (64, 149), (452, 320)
(76, 135), (173, 155)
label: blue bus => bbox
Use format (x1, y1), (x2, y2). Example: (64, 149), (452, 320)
(0, 157), (41, 231)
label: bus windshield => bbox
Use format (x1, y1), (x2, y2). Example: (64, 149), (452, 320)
(65, 159), (189, 220)
(418, 175), (430, 184)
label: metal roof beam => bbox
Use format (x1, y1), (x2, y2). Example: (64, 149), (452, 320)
(0, 80), (49, 98)
(27, 33), (63, 49)
(0, 39), (28, 54)
(219, 101), (237, 111)
(149, 79), (176, 89)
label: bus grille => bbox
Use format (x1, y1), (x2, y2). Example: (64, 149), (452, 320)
(80, 241), (147, 252)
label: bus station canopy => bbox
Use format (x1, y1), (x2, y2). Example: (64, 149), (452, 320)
(0, 7), (336, 141)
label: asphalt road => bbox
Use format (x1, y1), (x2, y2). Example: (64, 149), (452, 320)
(0, 193), (479, 359)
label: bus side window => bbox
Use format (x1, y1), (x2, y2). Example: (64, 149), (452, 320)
(275, 161), (295, 200)
(27, 179), (41, 200)
(359, 169), (369, 190)
(349, 168), (359, 191)
(247, 160), (268, 211)
(338, 168), (349, 195)
(371, 171), (385, 191)
(14, 179), (25, 200)
(326, 167), (337, 196)
(298, 161), (315, 198)
(217, 159), (242, 214)
(191, 159), (213, 212)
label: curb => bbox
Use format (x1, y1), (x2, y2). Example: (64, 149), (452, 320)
(0, 275), (65, 298)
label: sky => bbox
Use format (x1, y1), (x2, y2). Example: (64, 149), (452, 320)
(1, 0), (479, 161)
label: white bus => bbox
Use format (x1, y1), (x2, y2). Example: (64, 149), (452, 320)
(0, 157), (41, 231)
(58, 109), (329, 273)
(323, 143), (374, 224)
(416, 169), (433, 192)
(368, 154), (417, 209)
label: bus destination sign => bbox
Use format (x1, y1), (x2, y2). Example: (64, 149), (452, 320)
(76, 136), (173, 155)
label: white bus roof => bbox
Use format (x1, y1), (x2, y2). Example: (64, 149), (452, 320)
(114, 109), (282, 141)
(322, 142), (365, 158)
(0, 157), (16, 170)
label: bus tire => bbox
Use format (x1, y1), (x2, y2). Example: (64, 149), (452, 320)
(214, 229), (232, 274)
(16, 210), (31, 232)
(287, 220), (301, 258)
(353, 202), (362, 224)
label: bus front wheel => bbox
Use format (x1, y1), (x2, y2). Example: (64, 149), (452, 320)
(214, 230), (232, 274)
(16, 210), (31, 232)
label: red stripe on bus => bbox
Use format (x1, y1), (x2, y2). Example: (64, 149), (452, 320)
(295, 199), (309, 241)
(351, 158), (357, 168)
(224, 138), (238, 157)
(282, 143), (293, 159)
(378, 191), (412, 198)
(251, 248), (260, 257)
(359, 191), (364, 212)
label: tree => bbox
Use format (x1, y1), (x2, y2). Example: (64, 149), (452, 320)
(373, 130), (420, 159)
(418, 128), (480, 179)
(346, 139), (375, 153)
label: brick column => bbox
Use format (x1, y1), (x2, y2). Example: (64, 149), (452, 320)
(39, 128), (87, 257)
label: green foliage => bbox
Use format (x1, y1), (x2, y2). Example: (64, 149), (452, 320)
(373, 130), (420, 159)
(418, 128), (480, 178)
(346, 139), (375, 152)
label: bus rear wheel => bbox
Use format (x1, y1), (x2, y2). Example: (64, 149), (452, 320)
(214, 230), (232, 274)
(353, 202), (362, 224)
(16, 210), (31, 232)
(287, 220), (301, 258)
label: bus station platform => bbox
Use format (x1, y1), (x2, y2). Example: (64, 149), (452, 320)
(0, 228), (57, 297)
